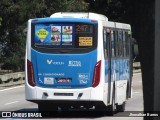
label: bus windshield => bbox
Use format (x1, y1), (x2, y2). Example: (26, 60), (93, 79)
(32, 22), (97, 53)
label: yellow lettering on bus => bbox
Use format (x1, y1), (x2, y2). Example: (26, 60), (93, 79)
(79, 37), (93, 46)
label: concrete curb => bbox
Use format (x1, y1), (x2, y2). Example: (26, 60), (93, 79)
(0, 72), (25, 90)
(133, 69), (141, 74)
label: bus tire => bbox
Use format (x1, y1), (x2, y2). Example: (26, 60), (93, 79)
(38, 103), (45, 112)
(38, 103), (58, 117)
(60, 105), (70, 111)
(116, 102), (126, 112)
(38, 103), (48, 117)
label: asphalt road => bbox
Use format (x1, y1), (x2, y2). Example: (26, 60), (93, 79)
(0, 73), (144, 120)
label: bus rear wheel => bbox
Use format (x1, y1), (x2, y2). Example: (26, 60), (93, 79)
(38, 102), (58, 117)
(116, 102), (126, 112)
(107, 95), (116, 116)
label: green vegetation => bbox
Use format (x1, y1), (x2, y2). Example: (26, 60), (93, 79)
(0, 0), (139, 71)
(0, 0), (90, 71)
(0, 17), (2, 26)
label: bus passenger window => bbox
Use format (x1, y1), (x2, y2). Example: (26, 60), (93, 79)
(118, 31), (123, 57)
(115, 31), (119, 57)
(103, 29), (107, 58)
(123, 31), (126, 57)
(125, 32), (129, 56)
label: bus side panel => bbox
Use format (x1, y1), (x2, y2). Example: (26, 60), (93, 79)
(104, 58), (130, 105)
(114, 58), (130, 104)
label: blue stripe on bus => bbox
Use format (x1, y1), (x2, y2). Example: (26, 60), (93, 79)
(31, 18), (98, 24)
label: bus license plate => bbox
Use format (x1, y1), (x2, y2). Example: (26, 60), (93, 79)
(56, 78), (72, 83)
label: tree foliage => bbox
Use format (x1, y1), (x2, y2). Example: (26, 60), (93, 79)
(0, 0), (89, 71)
(0, 0), (140, 71)
(87, 0), (131, 22)
(62, 0), (89, 12)
(0, 17), (2, 25)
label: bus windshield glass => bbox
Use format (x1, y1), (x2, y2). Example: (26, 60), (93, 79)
(32, 22), (97, 50)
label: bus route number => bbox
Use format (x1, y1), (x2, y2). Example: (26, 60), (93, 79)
(76, 25), (88, 32)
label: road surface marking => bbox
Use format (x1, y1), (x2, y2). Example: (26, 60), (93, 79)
(4, 101), (19, 106)
(0, 85), (24, 92)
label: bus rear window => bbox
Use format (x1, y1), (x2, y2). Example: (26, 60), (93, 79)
(32, 23), (97, 49)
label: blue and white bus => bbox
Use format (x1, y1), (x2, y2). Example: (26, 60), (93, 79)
(25, 12), (133, 115)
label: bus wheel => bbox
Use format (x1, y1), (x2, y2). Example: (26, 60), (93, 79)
(38, 103), (46, 112)
(38, 103), (58, 117)
(116, 102), (126, 112)
(60, 106), (70, 111)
